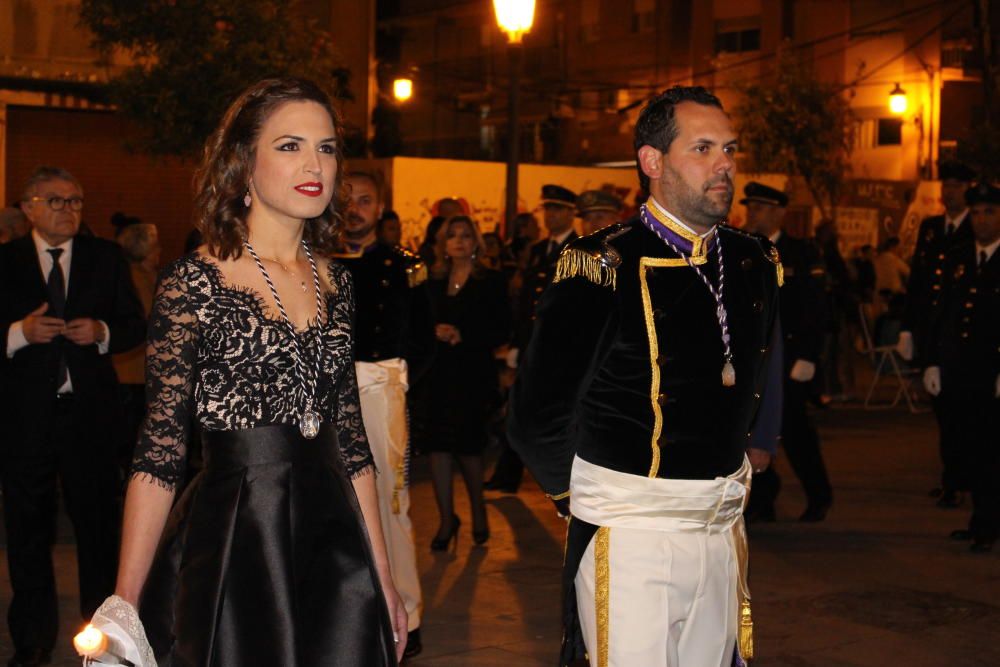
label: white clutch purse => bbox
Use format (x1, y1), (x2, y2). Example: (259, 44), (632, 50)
(75, 595), (157, 667)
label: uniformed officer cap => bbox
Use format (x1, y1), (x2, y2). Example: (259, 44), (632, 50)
(739, 182), (789, 208)
(965, 182), (1000, 206)
(576, 190), (623, 215)
(939, 161), (976, 183)
(540, 184), (577, 208)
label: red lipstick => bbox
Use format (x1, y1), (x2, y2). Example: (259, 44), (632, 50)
(294, 182), (324, 197)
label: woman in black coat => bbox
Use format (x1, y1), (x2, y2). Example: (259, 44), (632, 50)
(425, 215), (511, 549)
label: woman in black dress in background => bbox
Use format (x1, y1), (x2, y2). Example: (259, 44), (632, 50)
(105, 78), (406, 665)
(425, 216), (511, 549)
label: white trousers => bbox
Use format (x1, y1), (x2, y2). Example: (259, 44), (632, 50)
(571, 457), (750, 667)
(356, 359), (423, 631)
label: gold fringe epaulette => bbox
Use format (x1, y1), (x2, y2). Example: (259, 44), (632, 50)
(553, 248), (618, 289)
(405, 260), (428, 287)
(766, 245), (784, 287)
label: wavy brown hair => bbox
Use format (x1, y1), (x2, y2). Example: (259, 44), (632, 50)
(193, 78), (349, 260)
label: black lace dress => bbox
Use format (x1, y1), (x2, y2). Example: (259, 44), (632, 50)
(130, 254), (396, 667)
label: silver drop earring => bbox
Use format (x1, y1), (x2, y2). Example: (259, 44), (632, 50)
(243, 189), (252, 207)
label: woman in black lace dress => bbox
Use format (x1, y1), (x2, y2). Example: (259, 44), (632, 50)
(109, 79), (406, 665)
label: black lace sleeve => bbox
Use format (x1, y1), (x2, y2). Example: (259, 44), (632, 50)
(130, 259), (199, 489)
(328, 262), (375, 479)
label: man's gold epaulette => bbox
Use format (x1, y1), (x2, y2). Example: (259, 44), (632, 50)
(394, 245), (428, 287)
(552, 223), (631, 290)
(723, 226), (783, 287)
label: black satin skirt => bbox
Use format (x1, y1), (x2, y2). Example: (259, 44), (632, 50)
(140, 424), (397, 667)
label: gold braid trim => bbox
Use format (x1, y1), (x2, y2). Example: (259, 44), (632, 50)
(391, 456), (406, 514)
(594, 527), (611, 667)
(553, 249), (617, 289)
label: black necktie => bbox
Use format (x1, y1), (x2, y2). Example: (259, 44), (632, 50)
(980, 250), (988, 272)
(945, 222), (953, 237)
(46, 248), (68, 388)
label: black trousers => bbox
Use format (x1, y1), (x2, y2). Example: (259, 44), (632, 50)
(1, 395), (120, 654)
(749, 378), (833, 512)
(938, 385), (999, 540)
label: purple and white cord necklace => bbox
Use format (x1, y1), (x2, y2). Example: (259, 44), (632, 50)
(640, 204), (736, 387)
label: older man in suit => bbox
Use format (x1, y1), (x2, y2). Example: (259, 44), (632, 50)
(0, 166), (145, 666)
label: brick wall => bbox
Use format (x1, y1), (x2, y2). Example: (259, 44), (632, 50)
(5, 106), (197, 263)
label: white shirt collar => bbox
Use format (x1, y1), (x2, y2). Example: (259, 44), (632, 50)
(945, 209), (969, 228)
(31, 229), (73, 260)
(649, 196), (715, 239)
(769, 230), (783, 244)
(976, 237), (1000, 263)
(549, 228), (574, 246)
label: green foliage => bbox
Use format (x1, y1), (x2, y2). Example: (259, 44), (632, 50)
(79, 0), (352, 157)
(733, 55), (855, 221)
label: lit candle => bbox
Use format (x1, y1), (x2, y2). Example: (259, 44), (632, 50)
(73, 624), (108, 657)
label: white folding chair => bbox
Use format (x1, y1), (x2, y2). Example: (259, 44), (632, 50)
(856, 304), (923, 413)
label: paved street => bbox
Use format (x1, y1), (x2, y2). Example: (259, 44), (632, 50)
(1, 394), (997, 666)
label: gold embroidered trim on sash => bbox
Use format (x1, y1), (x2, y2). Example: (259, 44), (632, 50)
(547, 490), (571, 501)
(553, 249), (617, 289)
(594, 526), (611, 667)
(391, 457), (406, 514)
(734, 485), (754, 660)
(766, 245), (783, 287)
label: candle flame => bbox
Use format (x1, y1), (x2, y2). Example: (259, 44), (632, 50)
(73, 624), (108, 657)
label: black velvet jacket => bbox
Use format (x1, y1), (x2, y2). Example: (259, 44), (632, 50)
(507, 215), (783, 500)
(333, 242), (434, 382)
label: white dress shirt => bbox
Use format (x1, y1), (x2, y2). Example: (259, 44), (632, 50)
(6, 230), (111, 393)
(976, 237), (1000, 265)
(945, 209), (969, 235)
(648, 196), (716, 239)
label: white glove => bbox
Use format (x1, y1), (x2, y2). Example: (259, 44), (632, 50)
(897, 331), (914, 361)
(76, 595), (157, 667)
(789, 359), (816, 383)
(923, 366), (942, 397)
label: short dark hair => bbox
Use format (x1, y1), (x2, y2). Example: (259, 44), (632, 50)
(346, 170), (384, 204)
(633, 86), (724, 192)
(22, 166), (82, 200)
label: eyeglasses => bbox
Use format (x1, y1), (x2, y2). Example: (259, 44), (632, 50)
(28, 196), (84, 212)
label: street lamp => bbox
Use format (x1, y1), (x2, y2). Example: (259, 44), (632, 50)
(393, 78), (413, 103)
(494, 0), (536, 232)
(888, 82), (907, 114)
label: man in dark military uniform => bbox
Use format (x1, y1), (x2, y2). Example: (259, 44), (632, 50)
(486, 184), (579, 492)
(577, 189), (623, 236)
(741, 181), (833, 523)
(922, 182), (1000, 552)
(899, 162), (977, 507)
(335, 171), (433, 658)
(508, 87), (782, 667)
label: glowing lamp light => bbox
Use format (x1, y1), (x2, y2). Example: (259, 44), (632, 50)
(393, 78), (413, 102)
(888, 82), (907, 114)
(73, 624), (108, 657)
(493, 0), (536, 44)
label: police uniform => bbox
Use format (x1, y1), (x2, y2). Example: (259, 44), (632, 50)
(489, 185), (579, 491)
(902, 163), (976, 503)
(334, 241), (434, 636)
(508, 198), (783, 667)
(924, 183), (1000, 552)
(740, 182), (833, 522)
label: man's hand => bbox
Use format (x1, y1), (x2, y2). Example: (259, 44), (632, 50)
(896, 331), (914, 361)
(22, 303), (65, 344)
(748, 448), (772, 474)
(434, 323), (462, 346)
(923, 366), (942, 397)
(789, 359), (816, 383)
(64, 318), (105, 346)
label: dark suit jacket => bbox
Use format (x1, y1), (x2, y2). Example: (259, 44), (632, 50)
(925, 241), (1000, 392)
(902, 213), (973, 341)
(775, 233), (826, 364)
(0, 234), (146, 444)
